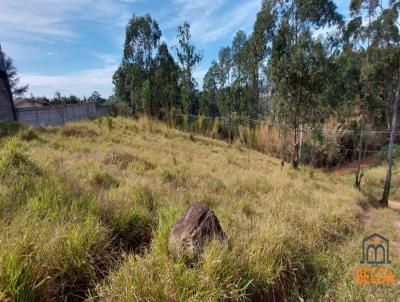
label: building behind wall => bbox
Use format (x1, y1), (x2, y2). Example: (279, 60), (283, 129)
(0, 70), (16, 121)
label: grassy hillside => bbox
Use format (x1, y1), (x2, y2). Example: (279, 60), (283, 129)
(0, 117), (377, 301)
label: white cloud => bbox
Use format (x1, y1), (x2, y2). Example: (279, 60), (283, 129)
(2, 0), (262, 98)
(96, 53), (119, 67)
(20, 65), (118, 98)
(164, 0), (260, 43)
(196, 1), (260, 43)
(0, 0), (136, 41)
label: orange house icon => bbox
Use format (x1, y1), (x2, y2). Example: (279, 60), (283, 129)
(360, 233), (390, 265)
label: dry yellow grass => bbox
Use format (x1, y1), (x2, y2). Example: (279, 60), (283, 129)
(0, 117), (368, 301)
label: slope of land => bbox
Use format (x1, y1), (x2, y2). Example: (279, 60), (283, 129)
(315, 158), (400, 301)
(0, 117), (393, 301)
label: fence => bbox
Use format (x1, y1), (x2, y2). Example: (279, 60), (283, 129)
(16, 102), (109, 127)
(166, 112), (393, 168)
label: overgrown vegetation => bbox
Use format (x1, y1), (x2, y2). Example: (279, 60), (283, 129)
(110, 0), (400, 202)
(0, 117), (386, 301)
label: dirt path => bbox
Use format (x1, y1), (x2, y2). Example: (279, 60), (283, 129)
(333, 155), (379, 176)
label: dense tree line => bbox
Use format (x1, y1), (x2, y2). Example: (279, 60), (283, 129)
(113, 15), (200, 118)
(112, 0), (399, 205)
(48, 90), (108, 105)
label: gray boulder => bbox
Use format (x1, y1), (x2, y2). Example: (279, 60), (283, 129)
(168, 202), (225, 259)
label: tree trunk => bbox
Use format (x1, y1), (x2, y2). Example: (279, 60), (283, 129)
(299, 124), (303, 162)
(355, 136), (364, 190)
(381, 79), (400, 206)
(292, 126), (299, 169)
(355, 98), (366, 191)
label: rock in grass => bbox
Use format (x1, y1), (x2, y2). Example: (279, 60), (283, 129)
(168, 202), (225, 259)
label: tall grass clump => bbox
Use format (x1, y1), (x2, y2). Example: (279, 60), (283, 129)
(0, 179), (115, 301)
(0, 136), (116, 301)
(98, 185), (158, 251)
(93, 171), (120, 189)
(0, 138), (41, 180)
(0, 214), (114, 301)
(0, 139), (42, 218)
(211, 118), (220, 139)
(196, 114), (206, 134)
(0, 121), (24, 139)
(61, 124), (99, 138)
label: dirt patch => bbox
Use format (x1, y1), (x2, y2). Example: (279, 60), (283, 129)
(333, 155), (379, 176)
(389, 200), (400, 210)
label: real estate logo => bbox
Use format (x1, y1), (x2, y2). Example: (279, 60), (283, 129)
(356, 233), (395, 285)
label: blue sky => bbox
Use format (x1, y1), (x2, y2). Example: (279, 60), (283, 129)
(0, 0), (349, 99)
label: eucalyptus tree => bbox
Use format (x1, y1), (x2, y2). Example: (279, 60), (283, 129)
(217, 47), (233, 116)
(154, 42), (180, 115)
(231, 31), (249, 115)
(247, 4), (275, 117)
(113, 14), (161, 112)
(176, 22), (202, 114)
(0, 44), (28, 98)
(267, 0), (342, 168)
(343, 0), (400, 193)
(201, 60), (220, 116)
(141, 79), (151, 115)
(231, 31), (248, 88)
(358, 0), (400, 205)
